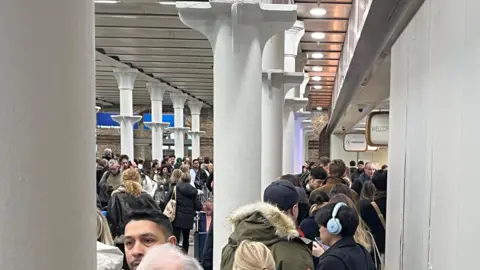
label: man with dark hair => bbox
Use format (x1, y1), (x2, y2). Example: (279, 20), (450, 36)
(315, 159), (349, 195)
(349, 160), (357, 176)
(318, 156), (331, 175)
(315, 203), (375, 269)
(306, 167), (329, 194)
(350, 160), (364, 181)
(221, 180), (314, 270)
(124, 209), (177, 270)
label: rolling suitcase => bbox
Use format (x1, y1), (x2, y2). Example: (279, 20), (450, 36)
(194, 211), (208, 260)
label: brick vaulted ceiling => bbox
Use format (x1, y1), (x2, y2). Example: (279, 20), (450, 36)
(94, 0), (352, 110)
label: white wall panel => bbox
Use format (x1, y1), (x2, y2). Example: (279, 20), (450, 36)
(330, 134), (389, 165)
(388, 0), (480, 268)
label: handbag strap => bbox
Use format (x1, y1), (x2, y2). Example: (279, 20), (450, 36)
(371, 201), (386, 229)
(172, 187), (177, 200)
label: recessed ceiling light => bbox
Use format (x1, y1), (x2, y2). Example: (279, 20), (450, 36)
(312, 66), (323, 72)
(312, 76), (322, 81)
(310, 8), (327, 17)
(95, 0), (119, 3)
(311, 32), (326, 40)
(311, 53), (324, 59)
(158, 1), (176, 5)
(316, 107), (323, 110)
(313, 85), (323, 90)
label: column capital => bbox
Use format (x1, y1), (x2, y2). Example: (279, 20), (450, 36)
(301, 119), (312, 129)
(111, 115), (142, 124)
(285, 97), (308, 111)
(284, 20), (305, 58)
(113, 67), (139, 90)
(144, 122), (170, 130)
(296, 53), (308, 72)
(299, 74), (310, 97)
(295, 111), (311, 121)
(170, 92), (188, 109)
(263, 70), (305, 96)
(177, 1), (297, 48)
(167, 127), (190, 133)
(146, 81), (169, 101)
(187, 130), (206, 136)
(188, 100), (204, 115)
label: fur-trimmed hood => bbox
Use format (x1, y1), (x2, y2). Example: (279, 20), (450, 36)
(227, 202), (299, 241)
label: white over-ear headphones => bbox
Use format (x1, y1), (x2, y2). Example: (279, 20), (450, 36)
(327, 202), (347, 235)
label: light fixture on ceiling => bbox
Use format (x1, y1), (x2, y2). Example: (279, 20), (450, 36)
(311, 32), (326, 40)
(312, 66), (323, 72)
(311, 76), (322, 81)
(313, 85), (322, 90)
(158, 1), (177, 5)
(310, 7), (327, 17)
(311, 53), (324, 59)
(95, 0), (119, 3)
(316, 107), (323, 110)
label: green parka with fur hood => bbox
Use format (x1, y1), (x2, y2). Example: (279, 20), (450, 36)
(221, 202), (314, 270)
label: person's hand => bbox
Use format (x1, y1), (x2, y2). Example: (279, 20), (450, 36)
(312, 241), (325, 257)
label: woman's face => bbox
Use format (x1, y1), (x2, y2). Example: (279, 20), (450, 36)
(162, 167), (168, 173)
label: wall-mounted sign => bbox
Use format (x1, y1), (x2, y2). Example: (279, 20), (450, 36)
(344, 133), (367, 152)
(96, 112), (140, 129)
(366, 112), (389, 146)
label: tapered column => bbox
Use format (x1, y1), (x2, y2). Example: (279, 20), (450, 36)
(111, 68), (142, 158)
(167, 92), (189, 158)
(177, 2), (296, 268)
(282, 21), (307, 174)
(294, 114), (311, 173)
(303, 127), (313, 162)
(187, 100), (206, 159)
(144, 81), (170, 161)
(0, 0), (95, 268)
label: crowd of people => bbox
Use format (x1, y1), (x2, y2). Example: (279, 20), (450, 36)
(95, 148), (388, 270)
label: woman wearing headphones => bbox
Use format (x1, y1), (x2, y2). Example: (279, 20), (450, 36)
(314, 202), (375, 270)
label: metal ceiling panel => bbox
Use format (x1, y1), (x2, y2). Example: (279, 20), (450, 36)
(152, 73), (213, 79)
(303, 19), (349, 32)
(95, 3), (177, 15)
(302, 32), (345, 43)
(96, 14), (188, 29)
(113, 55), (213, 63)
(143, 68), (212, 74)
(103, 47), (213, 57)
(296, 3), (351, 19)
(301, 42), (343, 52)
(96, 27), (205, 40)
(128, 62), (213, 69)
(96, 38), (211, 48)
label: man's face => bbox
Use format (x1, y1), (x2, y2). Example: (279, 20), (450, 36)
(109, 164), (120, 174)
(358, 164), (365, 170)
(309, 178), (323, 190)
(124, 220), (176, 270)
(193, 160), (199, 169)
(365, 164), (376, 178)
(169, 157), (174, 165)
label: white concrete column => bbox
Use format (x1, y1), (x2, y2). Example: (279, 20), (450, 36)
(144, 81), (170, 161)
(112, 68), (142, 158)
(294, 115), (311, 173)
(283, 98), (308, 174)
(303, 127), (314, 162)
(187, 100), (206, 159)
(261, 31), (303, 194)
(177, 2), (296, 268)
(168, 92), (189, 158)
(0, 0), (95, 268)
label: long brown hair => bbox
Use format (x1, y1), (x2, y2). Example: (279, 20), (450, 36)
(122, 168), (143, 197)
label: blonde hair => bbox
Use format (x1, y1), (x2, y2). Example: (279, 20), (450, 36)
(233, 240), (276, 270)
(170, 169), (184, 185)
(96, 210), (114, 246)
(329, 194), (374, 252)
(122, 168), (143, 197)
(180, 164), (190, 175)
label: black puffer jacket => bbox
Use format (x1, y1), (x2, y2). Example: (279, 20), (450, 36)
(167, 182), (202, 230)
(107, 187), (160, 238)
